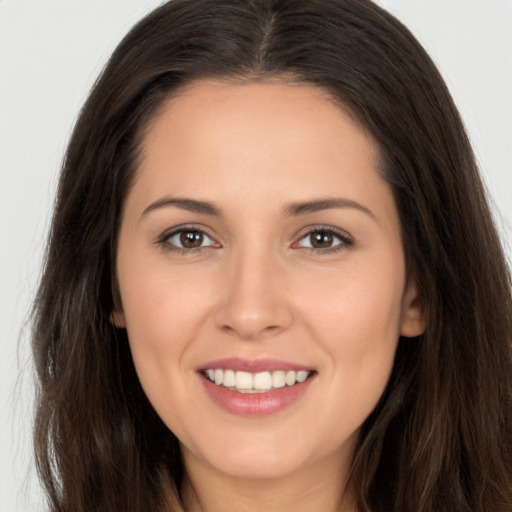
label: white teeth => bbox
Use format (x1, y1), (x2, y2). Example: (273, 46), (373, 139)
(285, 370), (296, 386)
(223, 369), (236, 387)
(204, 368), (312, 392)
(296, 370), (308, 383)
(214, 369), (223, 385)
(235, 371), (253, 390)
(253, 371), (272, 390)
(272, 370), (286, 388)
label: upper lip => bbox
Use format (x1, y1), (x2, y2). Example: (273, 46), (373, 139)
(198, 357), (315, 373)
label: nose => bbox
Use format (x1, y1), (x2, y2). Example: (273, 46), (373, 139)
(214, 248), (294, 341)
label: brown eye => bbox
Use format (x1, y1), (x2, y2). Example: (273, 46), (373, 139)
(180, 230), (204, 248)
(163, 228), (217, 251)
(310, 231), (334, 248)
(296, 228), (351, 251)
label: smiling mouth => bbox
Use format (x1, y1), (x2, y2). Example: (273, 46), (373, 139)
(202, 369), (313, 393)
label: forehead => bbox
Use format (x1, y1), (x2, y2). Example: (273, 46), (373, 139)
(147, 79), (368, 146)
(135, 79), (381, 193)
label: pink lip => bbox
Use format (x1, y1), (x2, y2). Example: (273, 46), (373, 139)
(197, 358), (316, 417)
(198, 357), (314, 373)
(200, 377), (314, 416)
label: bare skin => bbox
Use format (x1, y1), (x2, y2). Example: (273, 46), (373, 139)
(180, 440), (356, 512)
(114, 80), (424, 512)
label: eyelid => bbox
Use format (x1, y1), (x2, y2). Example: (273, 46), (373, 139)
(293, 225), (354, 252)
(156, 224), (221, 252)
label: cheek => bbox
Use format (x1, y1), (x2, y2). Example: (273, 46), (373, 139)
(117, 268), (210, 436)
(295, 263), (404, 409)
(116, 256), (209, 395)
(298, 258), (405, 342)
(120, 261), (210, 341)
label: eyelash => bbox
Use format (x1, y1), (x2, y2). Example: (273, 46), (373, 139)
(156, 225), (354, 255)
(294, 226), (354, 253)
(156, 225), (219, 254)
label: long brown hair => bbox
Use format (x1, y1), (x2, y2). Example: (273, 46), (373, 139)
(32, 1), (512, 511)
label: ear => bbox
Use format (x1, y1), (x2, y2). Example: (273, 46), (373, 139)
(111, 310), (126, 328)
(400, 276), (426, 338)
(110, 271), (126, 328)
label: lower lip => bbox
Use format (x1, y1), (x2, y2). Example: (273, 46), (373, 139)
(200, 374), (315, 417)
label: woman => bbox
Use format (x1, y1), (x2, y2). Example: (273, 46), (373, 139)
(31, 1), (512, 511)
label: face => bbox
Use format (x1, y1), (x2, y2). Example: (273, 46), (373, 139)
(114, 80), (424, 483)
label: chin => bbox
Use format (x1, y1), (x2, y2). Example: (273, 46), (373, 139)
(181, 426), (346, 482)
(207, 450), (309, 480)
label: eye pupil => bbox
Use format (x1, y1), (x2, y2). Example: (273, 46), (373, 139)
(180, 230), (203, 248)
(311, 231), (333, 248)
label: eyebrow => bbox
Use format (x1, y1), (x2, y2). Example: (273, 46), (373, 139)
(282, 198), (376, 219)
(141, 197), (222, 217)
(141, 196), (375, 220)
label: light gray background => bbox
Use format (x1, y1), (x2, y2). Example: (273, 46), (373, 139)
(1, 1), (511, 510)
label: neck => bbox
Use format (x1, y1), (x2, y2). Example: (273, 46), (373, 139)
(180, 448), (357, 512)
